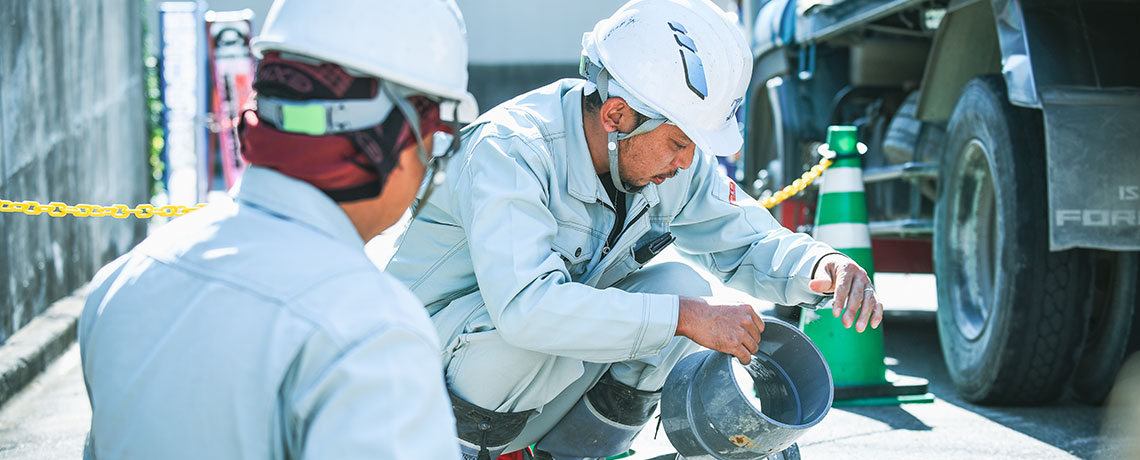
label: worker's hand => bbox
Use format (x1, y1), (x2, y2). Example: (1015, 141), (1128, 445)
(676, 296), (764, 364)
(809, 253), (883, 333)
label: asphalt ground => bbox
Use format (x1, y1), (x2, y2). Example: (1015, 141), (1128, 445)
(615, 250), (1123, 460)
(0, 221), (1130, 459)
(620, 312), (1117, 460)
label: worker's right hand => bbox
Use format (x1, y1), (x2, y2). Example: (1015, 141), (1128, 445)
(676, 296), (764, 364)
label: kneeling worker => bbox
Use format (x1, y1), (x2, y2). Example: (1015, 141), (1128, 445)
(386, 0), (883, 458)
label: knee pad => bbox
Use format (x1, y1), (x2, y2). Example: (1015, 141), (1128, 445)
(535, 374), (661, 459)
(451, 392), (534, 460)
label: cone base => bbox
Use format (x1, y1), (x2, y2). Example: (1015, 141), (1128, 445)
(834, 373), (930, 400)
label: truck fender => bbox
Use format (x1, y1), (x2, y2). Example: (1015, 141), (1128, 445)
(914, 0), (1001, 122)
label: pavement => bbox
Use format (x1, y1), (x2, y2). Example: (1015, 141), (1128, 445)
(610, 251), (1119, 460)
(0, 346), (87, 460)
(0, 216), (1129, 459)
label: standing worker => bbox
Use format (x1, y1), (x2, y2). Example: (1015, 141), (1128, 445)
(385, 0), (884, 459)
(78, 0), (476, 458)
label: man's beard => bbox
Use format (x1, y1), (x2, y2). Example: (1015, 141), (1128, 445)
(615, 137), (680, 186)
(620, 166), (680, 186)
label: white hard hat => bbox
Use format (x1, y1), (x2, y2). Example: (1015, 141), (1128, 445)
(582, 0), (751, 157)
(251, 0), (478, 122)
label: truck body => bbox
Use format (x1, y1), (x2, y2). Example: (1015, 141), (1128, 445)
(741, 0), (1140, 404)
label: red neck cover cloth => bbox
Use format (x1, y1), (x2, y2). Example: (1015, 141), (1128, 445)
(240, 53), (449, 202)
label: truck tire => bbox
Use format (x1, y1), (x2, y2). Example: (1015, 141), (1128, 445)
(1070, 252), (1138, 405)
(934, 76), (1089, 405)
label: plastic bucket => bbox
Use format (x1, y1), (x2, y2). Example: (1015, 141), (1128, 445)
(661, 318), (833, 459)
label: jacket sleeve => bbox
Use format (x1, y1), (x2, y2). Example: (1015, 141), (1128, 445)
(669, 153), (836, 307)
(450, 132), (678, 363)
(288, 325), (462, 460)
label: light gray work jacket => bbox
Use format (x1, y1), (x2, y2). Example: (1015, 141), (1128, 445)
(386, 79), (833, 365)
(79, 167), (460, 460)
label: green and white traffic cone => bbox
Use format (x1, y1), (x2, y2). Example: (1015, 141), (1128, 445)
(800, 125), (934, 407)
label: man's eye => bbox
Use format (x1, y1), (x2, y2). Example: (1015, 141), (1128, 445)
(673, 141), (685, 150)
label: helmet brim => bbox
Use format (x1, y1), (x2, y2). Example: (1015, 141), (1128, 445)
(441, 92), (479, 123)
(251, 39), (478, 123)
(681, 115), (743, 157)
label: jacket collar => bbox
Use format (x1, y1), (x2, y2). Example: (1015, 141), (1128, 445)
(231, 166), (365, 249)
(561, 81), (660, 208)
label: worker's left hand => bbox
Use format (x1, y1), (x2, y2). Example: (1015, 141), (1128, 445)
(808, 253), (883, 333)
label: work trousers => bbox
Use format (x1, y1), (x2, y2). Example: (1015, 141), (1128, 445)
(437, 262), (713, 453)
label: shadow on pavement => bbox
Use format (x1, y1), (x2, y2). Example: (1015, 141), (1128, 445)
(843, 406), (933, 432)
(881, 311), (1106, 458)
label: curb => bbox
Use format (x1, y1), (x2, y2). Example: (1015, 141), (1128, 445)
(0, 289), (85, 407)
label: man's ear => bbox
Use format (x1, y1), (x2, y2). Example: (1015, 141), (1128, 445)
(599, 97), (629, 133)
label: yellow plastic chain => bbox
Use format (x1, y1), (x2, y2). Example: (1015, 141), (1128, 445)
(759, 157), (834, 209)
(0, 200), (207, 219)
(3, 156), (833, 218)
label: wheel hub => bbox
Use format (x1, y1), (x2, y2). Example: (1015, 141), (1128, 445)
(950, 139), (998, 341)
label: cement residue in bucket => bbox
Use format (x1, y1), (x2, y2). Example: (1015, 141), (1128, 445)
(731, 357), (804, 425)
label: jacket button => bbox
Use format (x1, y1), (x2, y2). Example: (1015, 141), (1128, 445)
(575, 247), (582, 257)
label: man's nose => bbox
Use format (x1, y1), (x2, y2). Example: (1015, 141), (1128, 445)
(673, 146), (696, 170)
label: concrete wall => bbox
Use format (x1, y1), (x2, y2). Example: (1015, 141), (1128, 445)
(0, 0), (149, 343)
(458, 1), (621, 111)
(459, 0), (623, 65)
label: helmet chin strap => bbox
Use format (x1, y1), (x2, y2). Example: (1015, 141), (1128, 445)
(606, 131), (638, 193)
(596, 69), (666, 194)
(385, 82), (429, 166)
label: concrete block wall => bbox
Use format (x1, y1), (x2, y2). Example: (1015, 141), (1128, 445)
(0, 0), (149, 343)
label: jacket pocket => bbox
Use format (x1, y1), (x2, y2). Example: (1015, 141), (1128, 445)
(591, 245), (643, 289)
(550, 223), (599, 281)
